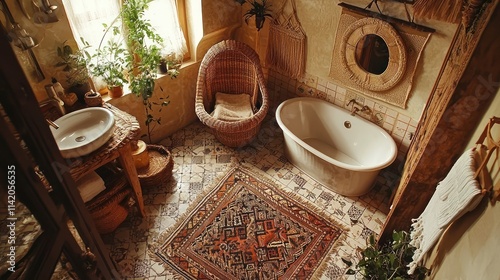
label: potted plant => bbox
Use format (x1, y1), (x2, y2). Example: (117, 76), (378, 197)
(343, 231), (429, 279)
(242, 0), (273, 31)
(158, 50), (183, 75)
(90, 38), (128, 98)
(55, 38), (93, 101)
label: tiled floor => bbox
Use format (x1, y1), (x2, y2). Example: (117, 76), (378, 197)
(100, 113), (396, 279)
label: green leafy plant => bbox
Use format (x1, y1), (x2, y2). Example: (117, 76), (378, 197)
(121, 0), (179, 143)
(243, 0), (273, 31)
(55, 38), (92, 88)
(90, 23), (128, 88)
(343, 231), (429, 279)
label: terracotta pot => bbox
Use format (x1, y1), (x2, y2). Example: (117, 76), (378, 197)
(108, 85), (123, 99)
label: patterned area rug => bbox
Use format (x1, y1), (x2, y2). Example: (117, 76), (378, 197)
(151, 165), (345, 279)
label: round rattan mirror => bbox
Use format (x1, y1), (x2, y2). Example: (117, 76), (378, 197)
(340, 17), (406, 92)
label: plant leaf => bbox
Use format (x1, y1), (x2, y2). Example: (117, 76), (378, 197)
(341, 258), (353, 267)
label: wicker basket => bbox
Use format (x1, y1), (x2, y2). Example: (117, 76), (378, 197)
(137, 144), (174, 189)
(91, 199), (130, 234)
(86, 174), (131, 234)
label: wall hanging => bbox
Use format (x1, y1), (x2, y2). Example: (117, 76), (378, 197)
(329, 3), (434, 108)
(265, 0), (306, 79)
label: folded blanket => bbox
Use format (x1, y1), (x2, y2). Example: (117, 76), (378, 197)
(211, 92), (254, 121)
(408, 148), (483, 274)
(76, 171), (106, 203)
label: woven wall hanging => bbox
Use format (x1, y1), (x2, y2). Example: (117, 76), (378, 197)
(265, 0), (306, 79)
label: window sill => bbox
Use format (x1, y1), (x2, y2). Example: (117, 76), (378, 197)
(102, 59), (197, 103)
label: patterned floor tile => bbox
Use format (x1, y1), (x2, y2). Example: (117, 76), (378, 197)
(91, 116), (395, 279)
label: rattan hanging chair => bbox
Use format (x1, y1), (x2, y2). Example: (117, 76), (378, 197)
(195, 40), (269, 147)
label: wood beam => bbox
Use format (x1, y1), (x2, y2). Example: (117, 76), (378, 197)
(380, 1), (500, 241)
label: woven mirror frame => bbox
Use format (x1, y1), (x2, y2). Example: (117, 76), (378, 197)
(340, 17), (407, 92)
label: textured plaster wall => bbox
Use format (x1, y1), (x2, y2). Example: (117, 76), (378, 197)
(202, 0), (240, 35)
(243, 0), (458, 121)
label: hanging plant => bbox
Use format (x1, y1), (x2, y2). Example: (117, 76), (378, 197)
(243, 0), (273, 31)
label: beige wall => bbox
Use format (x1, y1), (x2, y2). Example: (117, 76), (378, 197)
(423, 88), (500, 280)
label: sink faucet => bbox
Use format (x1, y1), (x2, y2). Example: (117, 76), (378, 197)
(46, 119), (59, 129)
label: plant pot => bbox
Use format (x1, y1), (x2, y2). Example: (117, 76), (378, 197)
(158, 59), (168, 74)
(108, 85), (123, 99)
(255, 15), (266, 31)
(131, 140), (150, 169)
(84, 91), (103, 107)
(157, 57), (182, 74)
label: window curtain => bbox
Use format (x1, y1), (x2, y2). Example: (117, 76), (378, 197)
(62, 0), (187, 60)
(61, 0), (122, 55)
(146, 0), (187, 60)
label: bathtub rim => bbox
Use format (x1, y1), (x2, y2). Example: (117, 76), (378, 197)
(276, 97), (397, 172)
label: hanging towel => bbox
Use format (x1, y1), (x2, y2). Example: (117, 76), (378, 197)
(407, 148), (483, 274)
(76, 171), (106, 203)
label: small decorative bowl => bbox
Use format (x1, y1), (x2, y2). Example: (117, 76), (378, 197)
(84, 90), (103, 107)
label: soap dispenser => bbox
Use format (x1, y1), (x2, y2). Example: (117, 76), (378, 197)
(45, 84), (65, 115)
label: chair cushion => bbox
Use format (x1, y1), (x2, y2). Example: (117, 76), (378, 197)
(211, 92), (254, 121)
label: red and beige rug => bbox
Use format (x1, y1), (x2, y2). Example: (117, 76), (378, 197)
(151, 165), (345, 279)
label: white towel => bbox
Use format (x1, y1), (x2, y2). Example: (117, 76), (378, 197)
(211, 92), (254, 121)
(76, 171), (106, 203)
(408, 148), (483, 274)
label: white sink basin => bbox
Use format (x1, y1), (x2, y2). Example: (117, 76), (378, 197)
(50, 107), (115, 158)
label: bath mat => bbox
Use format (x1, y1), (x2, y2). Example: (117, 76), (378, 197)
(150, 165), (345, 279)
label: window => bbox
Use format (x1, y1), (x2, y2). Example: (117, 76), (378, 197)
(62, 0), (188, 64)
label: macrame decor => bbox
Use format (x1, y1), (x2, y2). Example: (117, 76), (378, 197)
(266, 0), (306, 79)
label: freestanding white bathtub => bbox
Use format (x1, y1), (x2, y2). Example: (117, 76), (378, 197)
(276, 97), (397, 196)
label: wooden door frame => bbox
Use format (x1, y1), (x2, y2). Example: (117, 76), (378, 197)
(380, 1), (500, 241)
(0, 23), (121, 278)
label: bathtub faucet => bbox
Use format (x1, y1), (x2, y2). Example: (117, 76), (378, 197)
(351, 106), (360, 116)
(347, 98), (359, 107)
(361, 105), (371, 113)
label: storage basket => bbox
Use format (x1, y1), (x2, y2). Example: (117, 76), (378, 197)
(137, 144), (174, 189)
(86, 174), (131, 234)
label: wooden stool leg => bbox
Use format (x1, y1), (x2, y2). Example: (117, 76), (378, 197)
(118, 143), (145, 217)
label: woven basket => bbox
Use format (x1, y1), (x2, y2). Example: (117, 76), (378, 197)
(91, 201), (129, 234)
(137, 144), (174, 189)
(86, 174), (131, 234)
